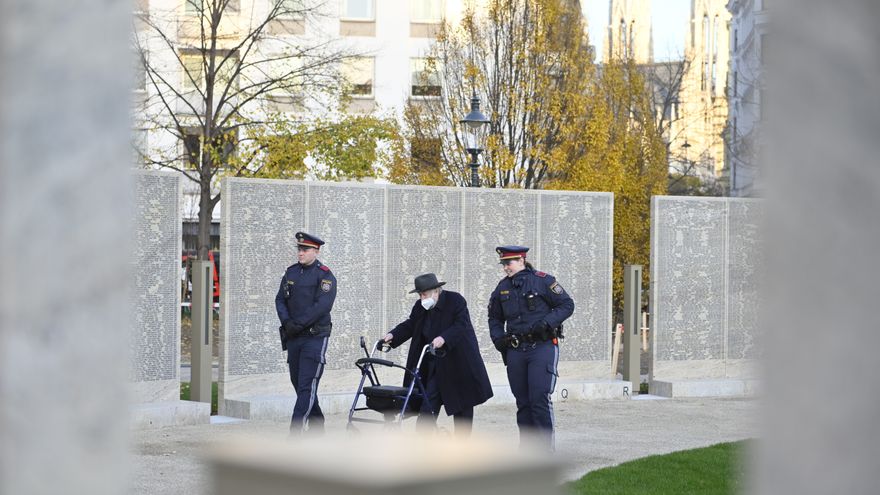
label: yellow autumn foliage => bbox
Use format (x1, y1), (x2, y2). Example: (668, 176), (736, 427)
(394, 0), (668, 315)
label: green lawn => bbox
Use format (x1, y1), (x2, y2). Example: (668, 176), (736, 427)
(180, 381), (218, 415)
(566, 440), (751, 495)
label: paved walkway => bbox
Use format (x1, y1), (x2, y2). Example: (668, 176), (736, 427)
(130, 396), (759, 494)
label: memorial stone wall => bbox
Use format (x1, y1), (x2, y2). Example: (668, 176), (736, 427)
(650, 196), (763, 384)
(131, 170), (182, 402)
(220, 179), (614, 403)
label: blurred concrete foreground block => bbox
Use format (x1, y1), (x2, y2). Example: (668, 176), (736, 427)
(0, 0), (131, 492)
(209, 433), (561, 495)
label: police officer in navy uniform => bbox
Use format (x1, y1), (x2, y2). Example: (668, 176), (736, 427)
(488, 246), (574, 450)
(275, 232), (337, 434)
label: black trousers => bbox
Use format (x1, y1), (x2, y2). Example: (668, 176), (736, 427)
(416, 357), (473, 435)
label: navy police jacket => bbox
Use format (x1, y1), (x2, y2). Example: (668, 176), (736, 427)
(488, 267), (575, 342)
(275, 260), (337, 336)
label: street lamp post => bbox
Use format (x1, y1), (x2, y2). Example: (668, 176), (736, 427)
(467, 144), (481, 188)
(459, 90), (490, 187)
(681, 139), (692, 175)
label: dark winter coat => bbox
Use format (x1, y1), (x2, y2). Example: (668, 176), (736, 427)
(388, 290), (493, 415)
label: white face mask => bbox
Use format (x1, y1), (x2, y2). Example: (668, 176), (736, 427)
(421, 297), (436, 310)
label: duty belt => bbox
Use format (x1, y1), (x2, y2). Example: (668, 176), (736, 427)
(508, 332), (549, 349)
(303, 322), (332, 337)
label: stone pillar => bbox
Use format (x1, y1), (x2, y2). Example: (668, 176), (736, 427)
(191, 260), (214, 402)
(622, 264), (642, 389)
(0, 0), (131, 493)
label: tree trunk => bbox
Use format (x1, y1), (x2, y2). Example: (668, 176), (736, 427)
(197, 177), (212, 260)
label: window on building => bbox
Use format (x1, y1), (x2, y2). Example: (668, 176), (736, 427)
(411, 0), (442, 22)
(343, 0), (374, 20)
(182, 54), (203, 90)
(266, 56), (304, 102)
(701, 62), (707, 91)
(703, 14), (710, 54)
(733, 71), (738, 98)
(619, 19), (627, 58)
(133, 128), (148, 165)
(759, 86), (765, 121)
(181, 52), (239, 91)
(343, 57), (374, 98)
(411, 58), (441, 97)
(182, 129), (201, 168)
(760, 33), (767, 64)
(219, 55), (239, 90)
(703, 14), (710, 91)
(278, 0), (302, 18)
(691, 17), (695, 46)
(630, 20), (636, 57)
(182, 127), (238, 169)
(185, 0), (238, 13)
(733, 28), (738, 51)
(712, 15), (719, 92)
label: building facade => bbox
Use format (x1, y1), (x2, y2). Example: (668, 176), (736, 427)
(725, 0), (766, 197)
(603, 0), (730, 188)
(133, 1), (742, 194)
(604, 0), (653, 63)
(675, 0), (730, 182)
(133, 0), (464, 224)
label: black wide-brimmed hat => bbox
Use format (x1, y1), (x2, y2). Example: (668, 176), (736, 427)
(409, 273), (447, 294)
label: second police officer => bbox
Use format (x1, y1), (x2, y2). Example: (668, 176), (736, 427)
(488, 246), (574, 451)
(275, 232), (337, 435)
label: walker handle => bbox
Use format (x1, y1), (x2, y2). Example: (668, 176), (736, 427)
(356, 357), (394, 368)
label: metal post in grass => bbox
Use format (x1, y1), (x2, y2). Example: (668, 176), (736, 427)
(623, 264), (642, 392)
(191, 260), (214, 402)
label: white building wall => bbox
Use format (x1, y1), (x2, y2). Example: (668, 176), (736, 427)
(135, 1), (469, 159)
(135, 0), (471, 221)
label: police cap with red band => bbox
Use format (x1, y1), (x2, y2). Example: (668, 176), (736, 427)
(496, 245), (529, 263)
(295, 231), (325, 249)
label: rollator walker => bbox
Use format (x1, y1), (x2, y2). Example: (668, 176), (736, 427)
(346, 336), (442, 429)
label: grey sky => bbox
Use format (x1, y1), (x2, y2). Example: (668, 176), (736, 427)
(581, 0), (692, 62)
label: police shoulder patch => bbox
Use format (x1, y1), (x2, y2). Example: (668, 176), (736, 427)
(535, 271), (547, 277)
(321, 279), (333, 292)
(319, 264), (331, 272)
(549, 281), (564, 295)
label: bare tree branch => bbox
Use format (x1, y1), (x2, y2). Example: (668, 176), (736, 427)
(133, 0), (357, 258)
